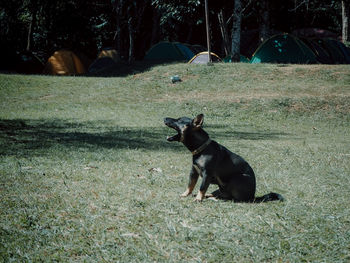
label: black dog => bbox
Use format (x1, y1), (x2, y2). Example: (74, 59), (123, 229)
(164, 114), (284, 202)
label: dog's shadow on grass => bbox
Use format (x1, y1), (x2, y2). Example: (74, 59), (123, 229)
(0, 119), (290, 156)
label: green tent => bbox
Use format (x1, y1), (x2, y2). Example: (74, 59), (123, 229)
(250, 34), (318, 64)
(223, 55), (250, 63)
(144, 41), (194, 61)
(315, 39), (349, 64)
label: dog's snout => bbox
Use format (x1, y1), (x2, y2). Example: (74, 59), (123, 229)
(164, 117), (175, 125)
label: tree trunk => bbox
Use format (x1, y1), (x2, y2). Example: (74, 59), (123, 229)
(231, 0), (242, 62)
(258, 0), (269, 43)
(218, 10), (230, 56)
(128, 16), (134, 63)
(113, 2), (122, 60)
(26, 16), (33, 51)
(342, 0), (350, 43)
(26, 1), (38, 51)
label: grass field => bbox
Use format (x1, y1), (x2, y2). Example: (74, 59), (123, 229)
(0, 63), (349, 262)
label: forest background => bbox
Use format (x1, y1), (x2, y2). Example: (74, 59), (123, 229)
(1, 0), (349, 63)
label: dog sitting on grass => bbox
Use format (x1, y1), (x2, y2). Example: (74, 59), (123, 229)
(164, 114), (284, 202)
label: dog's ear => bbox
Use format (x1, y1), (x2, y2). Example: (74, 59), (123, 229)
(192, 114), (204, 129)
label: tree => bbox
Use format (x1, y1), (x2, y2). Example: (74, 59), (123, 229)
(258, 0), (269, 43)
(112, 0), (150, 62)
(25, 0), (38, 51)
(231, 0), (242, 61)
(342, 0), (350, 42)
(217, 9), (230, 56)
(151, 0), (203, 43)
(0, 0), (348, 65)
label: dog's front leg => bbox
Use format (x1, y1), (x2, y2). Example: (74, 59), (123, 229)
(181, 166), (199, 197)
(195, 170), (211, 201)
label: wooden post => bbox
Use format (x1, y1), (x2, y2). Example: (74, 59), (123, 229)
(204, 0), (212, 63)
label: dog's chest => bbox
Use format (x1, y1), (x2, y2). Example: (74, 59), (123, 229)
(193, 154), (225, 186)
(195, 154), (210, 168)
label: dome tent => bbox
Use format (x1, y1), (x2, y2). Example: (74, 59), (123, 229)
(97, 47), (120, 62)
(299, 38), (334, 64)
(223, 55), (250, 63)
(88, 47), (120, 73)
(250, 34), (318, 64)
(188, 52), (221, 64)
(315, 39), (350, 64)
(43, 50), (86, 75)
(88, 57), (117, 73)
(144, 41), (194, 62)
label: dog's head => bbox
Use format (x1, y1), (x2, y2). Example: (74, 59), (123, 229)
(164, 114), (204, 143)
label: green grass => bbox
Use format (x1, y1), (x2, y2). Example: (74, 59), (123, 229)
(0, 63), (349, 262)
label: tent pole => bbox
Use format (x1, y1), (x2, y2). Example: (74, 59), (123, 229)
(204, 0), (212, 63)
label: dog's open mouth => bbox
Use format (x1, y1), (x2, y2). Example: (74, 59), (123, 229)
(165, 125), (180, 142)
(164, 118), (180, 142)
(167, 132), (180, 142)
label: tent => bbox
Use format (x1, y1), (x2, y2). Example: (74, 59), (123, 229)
(144, 41), (194, 61)
(174, 43), (195, 60)
(188, 52), (221, 64)
(315, 39), (350, 64)
(88, 57), (117, 73)
(300, 38), (333, 64)
(250, 34), (318, 64)
(240, 29), (282, 58)
(16, 51), (44, 74)
(223, 55), (250, 63)
(43, 50), (86, 75)
(87, 47), (120, 73)
(97, 48), (120, 62)
(333, 40), (350, 63)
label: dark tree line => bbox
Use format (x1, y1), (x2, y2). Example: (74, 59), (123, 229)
(0, 0), (349, 62)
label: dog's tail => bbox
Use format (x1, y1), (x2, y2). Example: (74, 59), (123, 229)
(253, 192), (284, 203)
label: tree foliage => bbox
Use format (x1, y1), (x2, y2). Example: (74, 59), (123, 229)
(0, 0), (346, 61)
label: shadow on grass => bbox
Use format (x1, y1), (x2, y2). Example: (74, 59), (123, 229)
(0, 119), (289, 156)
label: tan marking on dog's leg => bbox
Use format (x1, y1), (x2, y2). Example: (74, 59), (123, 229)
(181, 188), (192, 197)
(181, 176), (198, 197)
(195, 190), (206, 201)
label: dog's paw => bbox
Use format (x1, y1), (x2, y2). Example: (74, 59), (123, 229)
(195, 191), (205, 202)
(180, 190), (191, 197)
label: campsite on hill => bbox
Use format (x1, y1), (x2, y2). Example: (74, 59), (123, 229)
(1, 0), (350, 262)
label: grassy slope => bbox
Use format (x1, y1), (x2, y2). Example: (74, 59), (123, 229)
(0, 63), (349, 262)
